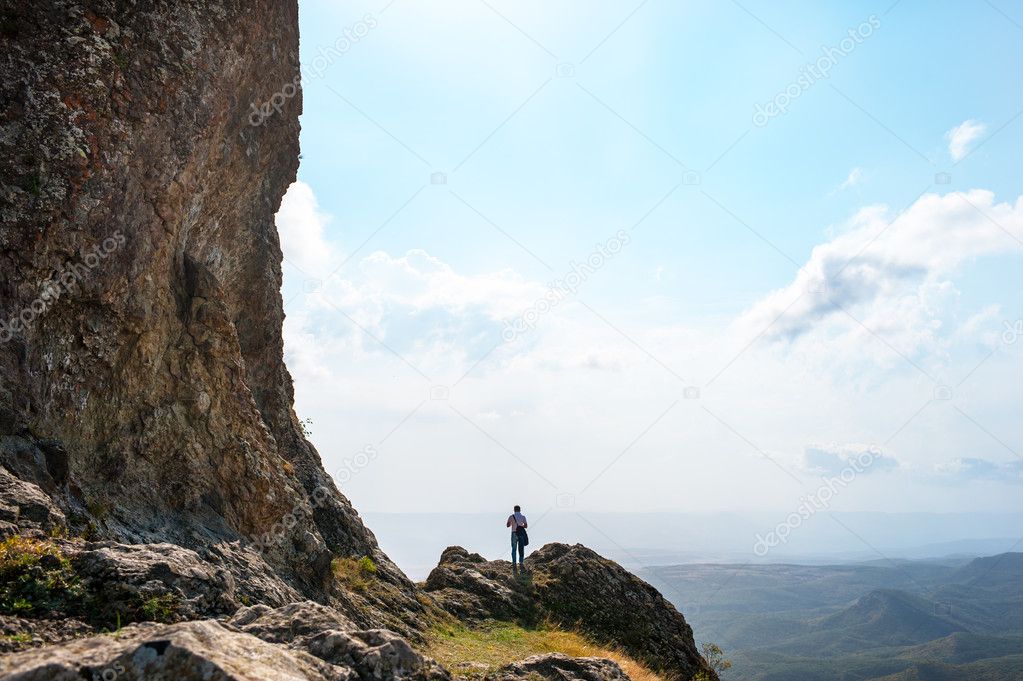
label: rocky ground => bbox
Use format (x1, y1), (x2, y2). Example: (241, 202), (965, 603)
(0, 2), (717, 679)
(425, 545), (712, 680)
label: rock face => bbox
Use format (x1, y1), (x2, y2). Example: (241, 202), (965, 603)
(0, 0), (421, 631)
(425, 544), (717, 681)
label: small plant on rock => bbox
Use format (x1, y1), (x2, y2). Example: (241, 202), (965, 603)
(332, 555), (378, 593)
(138, 593), (179, 623)
(695, 642), (732, 679)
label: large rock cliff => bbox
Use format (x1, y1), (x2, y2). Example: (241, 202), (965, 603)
(0, 2), (715, 679)
(0, 0), (413, 610)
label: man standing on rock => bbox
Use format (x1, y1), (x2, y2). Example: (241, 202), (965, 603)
(507, 505), (528, 569)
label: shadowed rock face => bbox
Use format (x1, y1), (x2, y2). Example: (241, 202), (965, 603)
(424, 544), (717, 681)
(0, 0), (419, 623)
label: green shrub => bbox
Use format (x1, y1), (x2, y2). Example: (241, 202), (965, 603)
(139, 593), (179, 623)
(357, 556), (377, 575)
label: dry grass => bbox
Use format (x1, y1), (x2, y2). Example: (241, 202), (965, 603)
(427, 620), (663, 681)
(331, 555), (378, 593)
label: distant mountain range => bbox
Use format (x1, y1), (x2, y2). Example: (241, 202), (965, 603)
(642, 552), (1023, 681)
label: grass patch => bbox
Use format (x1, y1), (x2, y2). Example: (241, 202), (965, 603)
(427, 621), (663, 681)
(0, 536), (86, 617)
(139, 593), (178, 623)
(0, 535), (181, 628)
(3, 632), (32, 643)
(332, 555), (378, 593)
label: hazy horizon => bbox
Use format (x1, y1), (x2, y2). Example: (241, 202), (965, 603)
(363, 510), (1023, 581)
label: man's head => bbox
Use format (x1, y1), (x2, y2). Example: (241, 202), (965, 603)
(514, 505), (521, 512)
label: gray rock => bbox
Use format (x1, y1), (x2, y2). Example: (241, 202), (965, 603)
(0, 468), (65, 537)
(489, 654), (631, 681)
(0, 620), (347, 681)
(304, 629), (450, 681)
(71, 541), (242, 621)
(423, 547), (536, 623)
(228, 601), (449, 680)
(228, 600), (357, 644)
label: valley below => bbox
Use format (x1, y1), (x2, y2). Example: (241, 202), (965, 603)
(643, 553), (1023, 681)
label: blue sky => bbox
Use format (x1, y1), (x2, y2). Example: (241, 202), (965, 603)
(272, 0), (1023, 523)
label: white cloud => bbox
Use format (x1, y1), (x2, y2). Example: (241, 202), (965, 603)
(799, 444), (899, 475)
(945, 119), (987, 162)
(835, 167), (864, 193)
(280, 182), (1023, 515)
(735, 190), (1023, 354)
(934, 457), (1023, 481)
(275, 181), (338, 277)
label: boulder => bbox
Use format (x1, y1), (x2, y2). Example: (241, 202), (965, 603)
(70, 541), (243, 621)
(0, 468), (66, 538)
(489, 654), (631, 681)
(423, 547), (534, 623)
(0, 610), (451, 681)
(0, 620), (344, 681)
(227, 600), (357, 644)
(228, 600), (450, 680)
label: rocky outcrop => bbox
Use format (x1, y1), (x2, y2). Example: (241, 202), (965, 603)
(425, 544), (716, 681)
(489, 654), (631, 681)
(424, 547), (537, 623)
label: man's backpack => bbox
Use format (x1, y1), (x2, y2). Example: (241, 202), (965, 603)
(516, 524), (529, 547)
